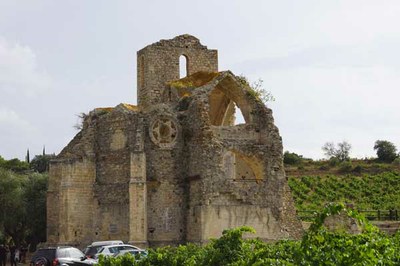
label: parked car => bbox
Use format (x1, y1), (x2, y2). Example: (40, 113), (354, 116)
(83, 240), (123, 258)
(113, 249), (148, 259)
(93, 244), (143, 259)
(30, 246), (96, 266)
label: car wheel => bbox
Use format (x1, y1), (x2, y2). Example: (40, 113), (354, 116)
(34, 257), (49, 266)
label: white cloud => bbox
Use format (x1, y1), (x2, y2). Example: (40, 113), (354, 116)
(265, 64), (400, 159)
(0, 107), (40, 159)
(0, 107), (37, 134)
(0, 37), (52, 97)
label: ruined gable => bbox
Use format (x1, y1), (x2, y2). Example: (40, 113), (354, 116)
(47, 34), (302, 248)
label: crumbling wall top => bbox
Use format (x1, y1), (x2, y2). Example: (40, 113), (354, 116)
(143, 34), (208, 50)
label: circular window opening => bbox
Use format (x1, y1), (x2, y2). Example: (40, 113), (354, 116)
(150, 117), (178, 148)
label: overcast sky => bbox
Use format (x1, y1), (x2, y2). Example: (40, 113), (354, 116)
(1, 0), (399, 160)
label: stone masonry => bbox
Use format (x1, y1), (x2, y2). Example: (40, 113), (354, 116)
(47, 34), (303, 248)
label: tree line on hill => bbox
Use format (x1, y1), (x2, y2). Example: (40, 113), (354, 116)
(0, 154), (54, 251)
(284, 139), (400, 166)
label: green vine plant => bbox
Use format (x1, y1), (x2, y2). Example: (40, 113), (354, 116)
(96, 204), (400, 265)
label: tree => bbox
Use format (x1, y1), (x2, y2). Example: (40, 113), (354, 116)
(374, 140), (398, 163)
(284, 151), (304, 165)
(30, 154), (56, 173)
(322, 141), (351, 162)
(0, 169), (26, 245)
(26, 149), (30, 163)
(0, 158), (29, 173)
(23, 173), (48, 250)
(0, 168), (48, 249)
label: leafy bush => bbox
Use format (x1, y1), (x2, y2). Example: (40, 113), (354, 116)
(0, 168), (47, 249)
(352, 165), (363, 174)
(328, 157), (340, 167)
(338, 161), (353, 173)
(283, 151), (303, 165)
(97, 204), (400, 266)
(0, 157), (29, 172)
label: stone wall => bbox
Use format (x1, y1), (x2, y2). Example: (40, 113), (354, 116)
(47, 159), (96, 246)
(144, 105), (187, 246)
(182, 71), (303, 242)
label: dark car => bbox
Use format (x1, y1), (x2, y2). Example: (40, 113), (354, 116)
(30, 247), (96, 266)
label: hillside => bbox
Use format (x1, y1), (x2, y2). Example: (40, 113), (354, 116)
(286, 159), (400, 220)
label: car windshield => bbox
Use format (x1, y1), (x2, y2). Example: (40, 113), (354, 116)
(108, 247), (119, 253)
(31, 249), (56, 261)
(84, 246), (102, 256)
(69, 248), (84, 258)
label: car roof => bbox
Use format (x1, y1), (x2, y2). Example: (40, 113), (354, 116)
(38, 246), (75, 250)
(90, 240), (123, 246)
(100, 244), (142, 250)
(114, 249), (147, 256)
(118, 249), (146, 254)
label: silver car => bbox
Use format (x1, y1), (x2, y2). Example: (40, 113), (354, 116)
(93, 244), (143, 259)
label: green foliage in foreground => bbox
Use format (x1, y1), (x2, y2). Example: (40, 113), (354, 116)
(0, 168), (47, 249)
(97, 203), (400, 266)
(288, 172), (400, 211)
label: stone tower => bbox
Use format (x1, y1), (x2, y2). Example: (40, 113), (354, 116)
(47, 34), (302, 248)
(137, 34), (218, 108)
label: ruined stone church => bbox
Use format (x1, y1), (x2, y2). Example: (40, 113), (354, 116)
(47, 34), (302, 247)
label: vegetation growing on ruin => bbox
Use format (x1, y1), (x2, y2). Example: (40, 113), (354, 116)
(168, 71), (220, 96)
(97, 203), (400, 265)
(237, 75), (275, 104)
(169, 71), (220, 88)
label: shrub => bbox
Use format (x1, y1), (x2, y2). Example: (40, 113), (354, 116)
(338, 161), (353, 173)
(329, 157), (340, 167)
(96, 204), (400, 266)
(393, 158), (400, 166)
(284, 151), (303, 165)
(319, 165), (330, 171)
(352, 165), (363, 174)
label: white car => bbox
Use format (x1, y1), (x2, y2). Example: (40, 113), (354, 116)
(113, 249), (148, 258)
(83, 240), (123, 258)
(94, 244), (143, 259)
